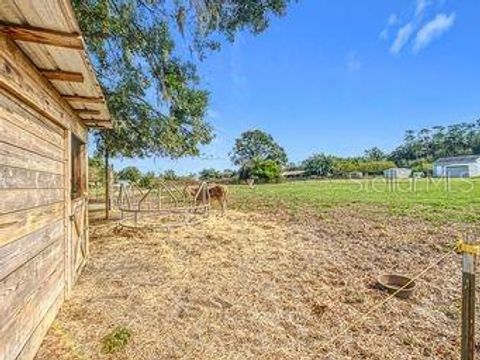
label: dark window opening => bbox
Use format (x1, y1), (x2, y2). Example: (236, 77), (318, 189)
(71, 135), (86, 199)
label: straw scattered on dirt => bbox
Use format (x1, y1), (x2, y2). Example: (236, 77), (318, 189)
(35, 208), (474, 359)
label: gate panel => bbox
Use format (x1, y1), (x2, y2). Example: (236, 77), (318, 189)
(70, 197), (88, 281)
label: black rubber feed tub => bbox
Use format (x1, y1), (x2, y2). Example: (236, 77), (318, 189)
(377, 274), (416, 299)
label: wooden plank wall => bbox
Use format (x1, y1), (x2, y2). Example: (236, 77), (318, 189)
(0, 29), (90, 360)
(0, 87), (66, 360)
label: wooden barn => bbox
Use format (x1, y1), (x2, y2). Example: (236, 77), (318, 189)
(0, 1), (111, 359)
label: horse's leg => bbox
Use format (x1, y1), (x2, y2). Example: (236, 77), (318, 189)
(221, 196), (227, 216)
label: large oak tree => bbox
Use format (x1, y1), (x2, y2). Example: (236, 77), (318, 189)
(231, 129), (288, 167)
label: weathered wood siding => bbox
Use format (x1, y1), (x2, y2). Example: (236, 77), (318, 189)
(0, 90), (65, 360)
(0, 33), (88, 360)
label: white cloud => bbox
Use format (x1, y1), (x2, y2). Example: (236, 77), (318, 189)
(346, 52), (361, 72)
(413, 13), (456, 51)
(415, 0), (431, 16)
(388, 13), (399, 25)
(378, 13), (400, 40)
(379, 29), (389, 41)
(379, 13), (400, 41)
(390, 23), (414, 54)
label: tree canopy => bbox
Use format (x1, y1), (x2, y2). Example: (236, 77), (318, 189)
(88, 155), (105, 183)
(389, 120), (480, 166)
(161, 169), (179, 181)
(73, 0), (294, 160)
(199, 168), (222, 180)
(299, 155), (395, 178)
(138, 171), (157, 188)
(231, 129), (288, 167)
(74, 1), (294, 217)
(302, 153), (334, 177)
(364, 147), (386, 161)
(252, 159), (281, 182)
(117, 166), (142, 183)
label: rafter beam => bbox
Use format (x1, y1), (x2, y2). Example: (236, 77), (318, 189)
(83, 119), (111, 125)
(84, 119), (110, 123)
(74, 109), (102, 116)
(63, 95), (105, 103)
(84, 119), (112, 129)
(41, 70), (84, 83)
(86, 123), (108, 127)
(86, 124), (109, 129)
(0, 23), (84, 49)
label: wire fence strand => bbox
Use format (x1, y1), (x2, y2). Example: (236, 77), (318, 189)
(318, 244), (458, 353)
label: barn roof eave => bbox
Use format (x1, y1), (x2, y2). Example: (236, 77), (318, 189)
(0, 0), (111, 129)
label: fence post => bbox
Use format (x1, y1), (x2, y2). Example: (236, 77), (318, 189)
(461, 234), (476, 360)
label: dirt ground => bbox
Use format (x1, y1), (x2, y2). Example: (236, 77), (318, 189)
(35, 207), (475, 359)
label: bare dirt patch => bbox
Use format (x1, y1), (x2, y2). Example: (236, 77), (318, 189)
(35, 209), (474, 359)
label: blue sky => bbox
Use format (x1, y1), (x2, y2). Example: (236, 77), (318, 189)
(112, 0), (480, 175)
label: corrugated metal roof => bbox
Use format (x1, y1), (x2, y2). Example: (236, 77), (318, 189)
(0, 0), (111, 128)
(282, 170), (306, 176)
(384, 168), (411, 171)
(434, 155), (480, 165)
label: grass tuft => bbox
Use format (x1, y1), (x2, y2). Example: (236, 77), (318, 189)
(101, 326), (132, 354)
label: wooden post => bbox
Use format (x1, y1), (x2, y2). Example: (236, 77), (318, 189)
(202, 182), (207, 205)
(84, 141), (89, 259)
(461, 234), (476, 360)
(64, 130), (73, 298)
(104, 148), (110, 220)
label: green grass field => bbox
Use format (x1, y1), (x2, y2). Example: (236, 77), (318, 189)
(230, 178), (480, 223)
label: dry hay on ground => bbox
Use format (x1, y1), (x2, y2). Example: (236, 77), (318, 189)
(35, 208), (476, 359)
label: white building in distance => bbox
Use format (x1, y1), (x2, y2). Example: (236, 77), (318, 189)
(433, 155), (480, 178)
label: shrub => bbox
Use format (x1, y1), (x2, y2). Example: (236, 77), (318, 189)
(252, 159), (281, 182)
(101, 326), (132, 354)
(199, 168), (222, 180)
(302, 153), (335, 177)
(411, 160), (433, 175)
(239, 158), (281, 183)
(138, 171), (157, 188)
(117, 166), (142, 184)
(356, 160), (396, 175)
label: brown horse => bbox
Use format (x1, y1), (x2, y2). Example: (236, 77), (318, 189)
(184, 183), (228, 215)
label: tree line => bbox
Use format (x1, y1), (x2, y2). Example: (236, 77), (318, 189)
(390, 120), (480, 166)
(222, 119), (480, 182)
(90, 118), (480, 185)
(88, 157), (199, 189)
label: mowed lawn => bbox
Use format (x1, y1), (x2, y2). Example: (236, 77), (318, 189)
(230, 178), (480, 223)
